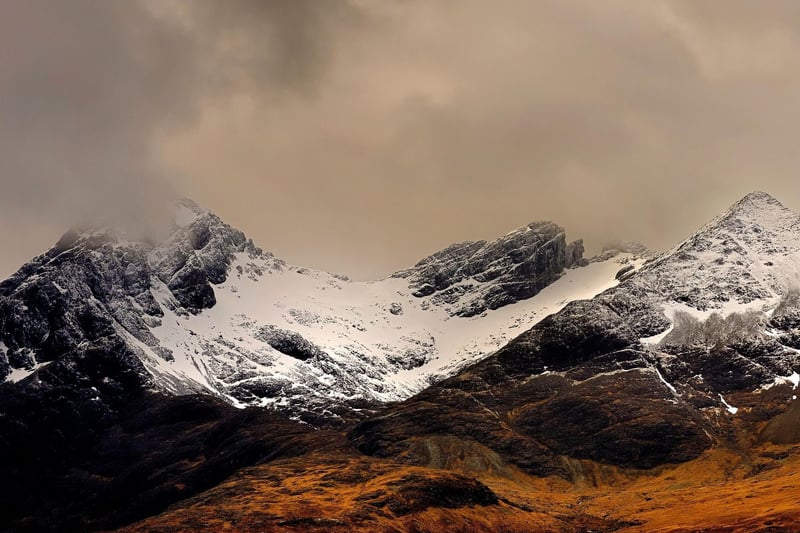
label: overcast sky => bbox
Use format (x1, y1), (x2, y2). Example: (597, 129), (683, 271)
(2, 0), (800, 280)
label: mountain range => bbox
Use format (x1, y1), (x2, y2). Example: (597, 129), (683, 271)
(0, 199), (637, 423)
(3, 191), (800, 532)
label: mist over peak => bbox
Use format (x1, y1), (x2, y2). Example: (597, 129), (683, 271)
(3, 1), (800, 280)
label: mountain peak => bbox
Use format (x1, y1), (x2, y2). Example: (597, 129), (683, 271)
(737, 190), (780, 203)
(725, 190), (786, 218)
(173, 197), (209, 228)
(622, 191), (800, 310)
(707, 190), (798, 238)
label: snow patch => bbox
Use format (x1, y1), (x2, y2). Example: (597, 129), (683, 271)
(52, 281), (67, 294)
(640, 326), (673, 346)
(7, 361), (50, 383)
(719, 394), (739, 415)
(651, 366), (679, 396)
(763, 371), (800, 391)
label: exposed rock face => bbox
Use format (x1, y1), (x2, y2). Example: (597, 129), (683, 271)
(0, 199), (259, 400)
(255, 326), (325, 362)
(496, 299), (638, 373)
(565, 238), (587, 268)
(394, 221), (584, 317)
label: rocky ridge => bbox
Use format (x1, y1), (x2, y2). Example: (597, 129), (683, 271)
(393, 222), (586, 317)
(5, 192), (800, 532)
(0, 199), (624, 423)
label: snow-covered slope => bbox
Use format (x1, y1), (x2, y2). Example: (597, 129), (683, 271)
(142, 248), (637, 413)
(625, 191), (800, 312)
(506, 191), (800, 422)
(0, 198), (636, 422)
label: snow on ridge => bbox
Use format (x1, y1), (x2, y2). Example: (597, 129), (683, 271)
(7, 361), (51, 383)
(144, 250), (638, 408)
(622, 192), (800, 313)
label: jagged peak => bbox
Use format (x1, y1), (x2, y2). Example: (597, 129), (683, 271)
(665, 191), (799, 249)
(399, 220), (565, 273)
(620, 190), (800, 310)
(723, 191), (787, 218)
(733, 190), (782, 206)
(502, 220), (561, 237)
(51, 197), (217, 251)
(173, 197), (210, 228)
(698, 191), (800, 241)
(39, 197), (261, 270)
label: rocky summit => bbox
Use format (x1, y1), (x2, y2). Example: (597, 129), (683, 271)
(5, 192), (800, 532)
(393, 221), (587, 317)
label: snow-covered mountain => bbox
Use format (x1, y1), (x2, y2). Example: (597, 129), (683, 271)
(350, 192), (800, 476)
(624, 191), (800, 311)
(0, 199), (636, 422)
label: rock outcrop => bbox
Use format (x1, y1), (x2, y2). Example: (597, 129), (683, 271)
(394, 221), (585, 317)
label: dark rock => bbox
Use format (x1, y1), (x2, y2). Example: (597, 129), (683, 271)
(496, 299), (637, 374)
(255, 326), (325, 362)
(512, 370), (711, 468)
(394, 221), (581, 316)
(565, 239), (587, 268)
(0, 391), (327, 532)
(615, 264), (636, 280)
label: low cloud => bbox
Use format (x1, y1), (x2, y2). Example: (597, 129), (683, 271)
(2, 1), (800, 278)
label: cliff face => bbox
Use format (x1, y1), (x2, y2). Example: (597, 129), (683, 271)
(0, 200), (259, 398)
(394, 221), (585, 317)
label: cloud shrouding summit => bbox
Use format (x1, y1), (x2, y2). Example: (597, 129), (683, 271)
(2, 0), (800, 279)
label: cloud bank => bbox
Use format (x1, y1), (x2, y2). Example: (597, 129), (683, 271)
(2, 1), (800, 279)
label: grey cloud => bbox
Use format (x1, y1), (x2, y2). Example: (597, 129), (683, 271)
(2, 1), (800, 280)
(0, 0), (361, 274)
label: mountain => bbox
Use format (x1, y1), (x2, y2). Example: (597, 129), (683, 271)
(7, 191), (800, 532)
(623, 190), (800, 310)
(0, 199), (633, 423)
(349, 191), (800, 476)
(117, 191), (800, 531)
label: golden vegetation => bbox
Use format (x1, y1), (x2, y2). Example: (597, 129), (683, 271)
(118, 438), (800, 533)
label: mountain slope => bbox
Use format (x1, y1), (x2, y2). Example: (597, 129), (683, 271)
(623, 190), (800, 311)
(0, 199), (632, 422)
(7, 191), (800, 532)
(350, 192), (800, 475)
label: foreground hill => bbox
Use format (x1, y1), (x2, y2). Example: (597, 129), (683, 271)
(119, 443), (800, 532)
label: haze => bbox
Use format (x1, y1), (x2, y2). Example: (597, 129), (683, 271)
(2, 0), (800, 280)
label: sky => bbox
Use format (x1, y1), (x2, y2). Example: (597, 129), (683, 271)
(2, 0), (800, 280)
